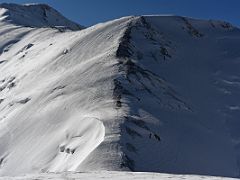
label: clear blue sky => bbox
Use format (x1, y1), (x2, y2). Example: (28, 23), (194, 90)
(0, 0), (239, 27)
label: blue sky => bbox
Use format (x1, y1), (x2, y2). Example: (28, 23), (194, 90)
(0, 0), (239, 27)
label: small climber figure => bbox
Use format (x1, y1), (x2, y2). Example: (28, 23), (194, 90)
(149, 133), (152, 139)
(63, 49), (69, 54)
(154, 134), (161, 141)
(160, 46), (171, 60)
(71, 149), (75, 154)
(59, 145), (65, 152)
(66, 148), (70, 154)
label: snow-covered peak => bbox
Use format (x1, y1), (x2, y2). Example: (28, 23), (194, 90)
(0, 7), (240, 178)
(0, 3), (83, 30)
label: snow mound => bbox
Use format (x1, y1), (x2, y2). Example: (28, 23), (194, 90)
(0, 3), (83, 30)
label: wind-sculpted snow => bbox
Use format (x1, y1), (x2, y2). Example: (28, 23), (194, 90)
(0, 3), (240, 179)
(47, 117), (105, 172)
(0, 8), (133, 174)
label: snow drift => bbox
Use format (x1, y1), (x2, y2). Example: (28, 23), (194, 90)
(0, 3), (240, 178)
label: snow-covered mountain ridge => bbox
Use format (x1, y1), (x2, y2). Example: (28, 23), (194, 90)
(0, 3), (83, 30)
(0, 3), (240, 179)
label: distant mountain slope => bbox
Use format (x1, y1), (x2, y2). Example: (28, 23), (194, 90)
(0, 3), (83, 30)
(114, 16), (240, 177)
(0, 3), (240, 178)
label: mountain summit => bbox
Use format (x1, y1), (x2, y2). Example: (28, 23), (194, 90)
(0, 3), (240, 179)
(0, 3), (83, 30)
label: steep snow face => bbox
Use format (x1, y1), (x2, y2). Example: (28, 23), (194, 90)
(115, 16), (240, 178)
(0, 3), (83, 30)
(0, 4), (240, 178)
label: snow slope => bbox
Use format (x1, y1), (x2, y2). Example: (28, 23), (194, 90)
(0, 3), (240, 179)
(0, 171), (237, 180)
(0, 3), (83, 30)
(115, 16), (240, 178)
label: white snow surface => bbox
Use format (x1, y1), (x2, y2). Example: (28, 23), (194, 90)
(0, 3), (83, 30)
(0, 3), (240, 179)
(0, 171), (237, 180)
